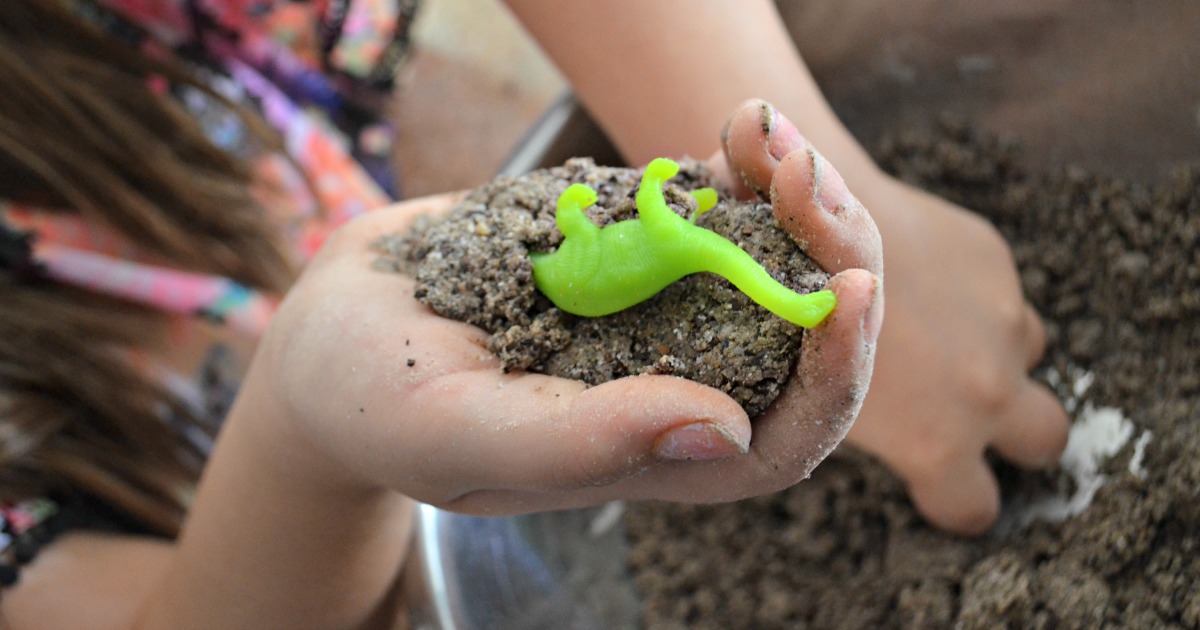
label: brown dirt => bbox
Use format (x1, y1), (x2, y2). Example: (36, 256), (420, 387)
(623, 119), (1200, 629)
(373, 157), (829, 417)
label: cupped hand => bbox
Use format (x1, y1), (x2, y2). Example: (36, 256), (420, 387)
(723, 98), (1069, 536)
(249, 104), (882, 516)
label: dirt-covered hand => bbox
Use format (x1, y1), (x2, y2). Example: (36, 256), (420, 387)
(723, 98), (1070, 535)
(241, 112), (881, 514)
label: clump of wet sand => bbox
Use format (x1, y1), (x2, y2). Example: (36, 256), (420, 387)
(373, 157), (829, 417)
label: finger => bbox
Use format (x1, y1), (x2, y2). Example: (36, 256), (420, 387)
(907, 453), (1001, 536)
(990, 381), (1070, 470)
(746, 268), (882, 493)
(407, 371), (751, 502)
(712, 99), (809, 201)
(1021, 304), (1048, 368)
(770, 146), (884, 276)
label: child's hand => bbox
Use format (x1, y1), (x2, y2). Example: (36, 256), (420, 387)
(722, 99), (1068, 536)
(248, 115), (882, 515)
(847, 178), (1069, 535)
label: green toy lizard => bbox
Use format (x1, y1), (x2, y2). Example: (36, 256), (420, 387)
(530, 158), (836, 328)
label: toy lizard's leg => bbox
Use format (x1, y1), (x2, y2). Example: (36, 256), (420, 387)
(555, 183), (600, 239)
(636, 158), (684, 229)
(689, 188), (718, 223)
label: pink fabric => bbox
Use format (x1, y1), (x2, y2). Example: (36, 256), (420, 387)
(5, 0), (408, 335)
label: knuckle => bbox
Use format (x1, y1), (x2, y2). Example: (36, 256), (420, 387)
(966, 214), (1012, 258)
(1019, 306), (1046, 345)
(550, 453), (634, 490)
(993, 296), (1027, 334)
(905, 439), (962, 484)
(956, 361), (1020, 414)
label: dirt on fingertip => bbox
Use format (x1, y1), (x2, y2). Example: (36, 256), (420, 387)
(621, 119), (1200, 629)
(372, 157), (830, 418)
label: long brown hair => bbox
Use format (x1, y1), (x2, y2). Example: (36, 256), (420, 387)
(0, 0), (295, 535)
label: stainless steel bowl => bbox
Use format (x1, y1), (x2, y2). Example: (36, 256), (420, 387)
(403, 503), (640, 629)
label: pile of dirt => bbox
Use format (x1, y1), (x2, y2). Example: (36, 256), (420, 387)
(373, 157), (829, 417)
(623, 120), (1200, 628)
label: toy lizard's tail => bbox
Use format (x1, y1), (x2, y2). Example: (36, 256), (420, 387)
(637, 158), (836, 328)
(690, 232), (836, 328)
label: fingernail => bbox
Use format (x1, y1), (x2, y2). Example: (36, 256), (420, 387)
(810, 148), (852, 216)
(654, 421), (748, 461)
(863, 276), (884, 345)
(766, 104), (805, 162)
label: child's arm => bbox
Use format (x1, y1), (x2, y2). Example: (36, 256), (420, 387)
(503, 0), (877, 176)
(1, 104), (881, 627)
(507, 0), (1070, 535)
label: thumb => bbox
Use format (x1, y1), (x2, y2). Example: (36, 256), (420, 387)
(403, 370), (750, 504)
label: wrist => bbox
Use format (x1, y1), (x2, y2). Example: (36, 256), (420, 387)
(237, 352), (379, 495)
(141, 354), (415, 628)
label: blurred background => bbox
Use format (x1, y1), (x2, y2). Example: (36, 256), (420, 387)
(392, 0), (1200, 194)
(390, 0), (565, 198)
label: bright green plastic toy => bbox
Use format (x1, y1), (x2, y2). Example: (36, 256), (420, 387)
(530, 158), (836, 328)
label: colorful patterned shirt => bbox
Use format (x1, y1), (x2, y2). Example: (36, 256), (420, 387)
(0, 0), (417, 585)
(1, 0), (416, 335)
